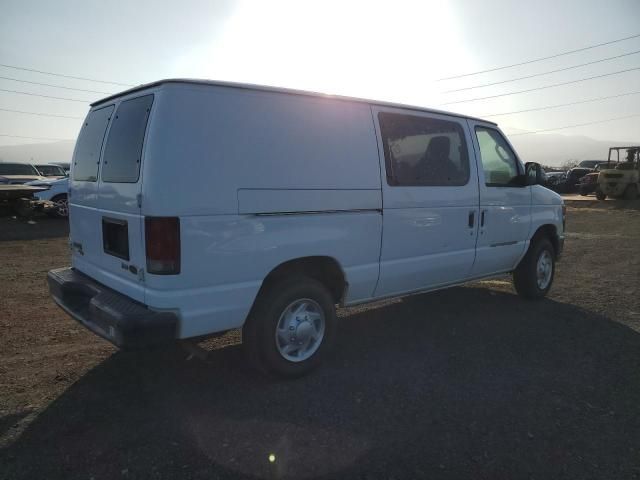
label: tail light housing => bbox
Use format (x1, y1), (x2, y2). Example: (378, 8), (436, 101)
(145, 217), (180, 275)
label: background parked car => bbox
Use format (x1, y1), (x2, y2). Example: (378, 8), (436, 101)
(578, 160), (606, 169)
(563, 167), (592, 192)
(26, 177), (69, 217)
(578, 163), (610, 196)
(52, 162), (71, 174)
(0, 162), (46, 185)
(35, 164), (68, 178)
(544, 171), (567, 192)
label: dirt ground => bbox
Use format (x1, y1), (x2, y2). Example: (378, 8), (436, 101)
(1, 204), (640, 479)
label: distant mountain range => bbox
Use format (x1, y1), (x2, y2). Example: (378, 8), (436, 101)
(0, 134), (636, 168)
(0, 140), (75, 165)
(509, 133), (636, 167)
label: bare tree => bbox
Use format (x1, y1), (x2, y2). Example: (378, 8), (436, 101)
(561, 159), (579, 170)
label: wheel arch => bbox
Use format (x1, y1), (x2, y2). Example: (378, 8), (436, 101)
(256, 256), (347, 306)
(531, 224), (560, 257)
(50, 192), (68, 201)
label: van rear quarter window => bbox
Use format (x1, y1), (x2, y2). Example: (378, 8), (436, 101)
(101, 94), (154, 183)
(72, 105), (114, 182)
(378, 112), (470, 187)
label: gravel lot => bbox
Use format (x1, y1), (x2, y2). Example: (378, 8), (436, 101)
(1, 204), (640, 479)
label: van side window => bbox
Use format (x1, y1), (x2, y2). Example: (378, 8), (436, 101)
(101, 95), (154, 183)
(475, 127), (520, 187)
(378, 112), (470, 186)
(72, 105), (114, 182)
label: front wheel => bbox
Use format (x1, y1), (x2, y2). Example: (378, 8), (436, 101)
(49, 194), (69, 218)
(242, 276), (336, 378)
(513, 237), (555, 300)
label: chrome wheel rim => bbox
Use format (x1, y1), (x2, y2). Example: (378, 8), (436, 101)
(536, 249), (553, 290)
(55, 197), (69, 217)
(275, 298), (325, 362)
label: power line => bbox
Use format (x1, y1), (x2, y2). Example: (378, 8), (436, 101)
(481, 90), (640, 117)
(437, 33), (640, 81)
(0, 87), (90, 103)
(0, 107), (83, 119)
(439, 66), (640, 106)
(0, 75), (113, 94)
(442, 50), (640, 93)
(0, 133), (74, 141)
(506, 113), (640, 136)
(0, 63), (134, 87)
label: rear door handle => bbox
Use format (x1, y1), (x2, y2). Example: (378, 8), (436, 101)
(468, 211), (475, 228)
(480, 210), (486, 227)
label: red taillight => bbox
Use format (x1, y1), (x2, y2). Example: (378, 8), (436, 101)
(145, 217), (180, 275)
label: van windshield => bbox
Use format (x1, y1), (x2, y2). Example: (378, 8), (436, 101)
(101, 95), (154, 183)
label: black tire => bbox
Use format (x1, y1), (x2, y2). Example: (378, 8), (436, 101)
(242, 275), (336, 378)
(623, 184), (638, 201)
(513, 237), (555, 300)
(595, 189), (606, 201)
(49, 194), (69, 218)
(579, 186), (589, 196)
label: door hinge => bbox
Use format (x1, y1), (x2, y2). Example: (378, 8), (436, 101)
(136, 193), (142, 208)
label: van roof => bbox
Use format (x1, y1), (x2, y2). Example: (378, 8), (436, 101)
(91, 78), (497, 126)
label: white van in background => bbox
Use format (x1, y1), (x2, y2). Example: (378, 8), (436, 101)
(48, 80), (565, 377)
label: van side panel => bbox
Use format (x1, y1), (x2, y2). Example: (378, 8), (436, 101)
(530, 185), (564, 239)
(237, 189), (380, 215)
(142, 84), (381, 216)
(146, 212), (381, 338)
(141, 84), (383, 338)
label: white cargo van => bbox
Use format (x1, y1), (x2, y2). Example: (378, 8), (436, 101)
(49, 79), (565, 377)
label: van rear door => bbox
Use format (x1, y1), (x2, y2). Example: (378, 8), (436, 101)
(69, 94), (154, 303)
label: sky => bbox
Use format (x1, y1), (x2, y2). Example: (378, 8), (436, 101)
(1, 0), (639, 153)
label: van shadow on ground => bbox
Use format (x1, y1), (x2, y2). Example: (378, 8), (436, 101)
(3, 287), (640, 480)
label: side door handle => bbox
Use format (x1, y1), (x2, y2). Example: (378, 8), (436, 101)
(468, 211), (475, 228)
(480, 210), (486, 227)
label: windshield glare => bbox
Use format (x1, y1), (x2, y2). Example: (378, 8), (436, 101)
(0, 163), (39, 175)
(36, 165), (65, 176)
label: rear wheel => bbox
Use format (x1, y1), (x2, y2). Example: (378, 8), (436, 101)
(579, 186), (589, 196)
(623, 184), (638, 200)
(513, 237), (555, 300)
(242, 276), (336, 378)
(595, 189), (606, 201)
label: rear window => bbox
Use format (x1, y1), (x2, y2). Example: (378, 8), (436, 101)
(73, 105), (114, 182)
(101, 95), (154, 183)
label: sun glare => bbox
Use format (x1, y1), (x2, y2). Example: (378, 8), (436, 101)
(174, 0), (475, 108)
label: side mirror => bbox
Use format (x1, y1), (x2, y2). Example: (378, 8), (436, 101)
(525, 162), (544, 185)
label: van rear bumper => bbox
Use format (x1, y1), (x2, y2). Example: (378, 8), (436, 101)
(47, 267), (178, 349)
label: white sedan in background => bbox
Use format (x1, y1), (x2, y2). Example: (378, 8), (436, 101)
(26, 177), (69, 218)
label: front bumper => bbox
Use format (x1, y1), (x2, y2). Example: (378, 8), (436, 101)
(600, 182), (627, 196)
(48, 267), (178, 349)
